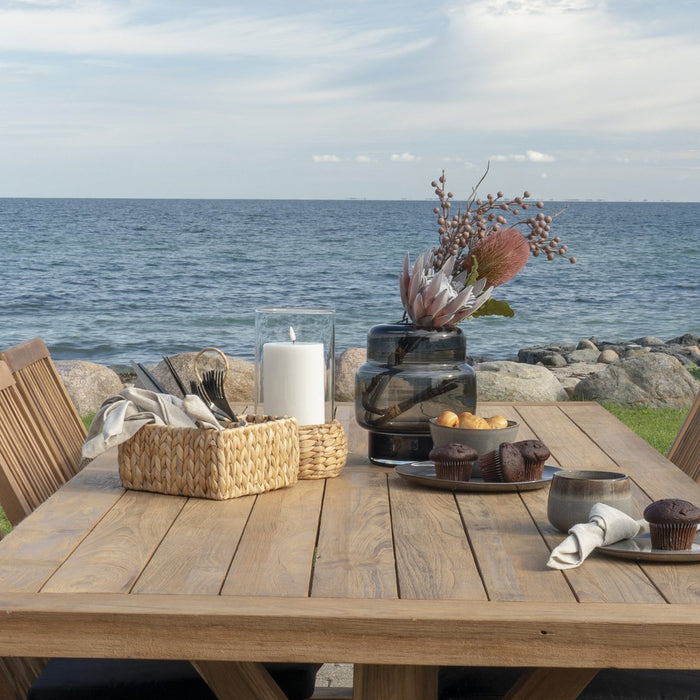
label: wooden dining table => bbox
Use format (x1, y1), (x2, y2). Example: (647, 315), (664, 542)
(0, 401), (699, 700)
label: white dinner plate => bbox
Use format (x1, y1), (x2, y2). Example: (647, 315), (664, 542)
(395, 463), (560, 493)
(597, 532), (700, 563)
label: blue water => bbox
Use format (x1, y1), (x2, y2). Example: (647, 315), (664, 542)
(1, 198), (698, 369)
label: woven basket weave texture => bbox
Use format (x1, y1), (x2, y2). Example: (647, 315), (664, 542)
(298, 420), (348, 479)
(118, 416), (299, 499)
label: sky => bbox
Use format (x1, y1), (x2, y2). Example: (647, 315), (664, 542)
(1, 0), (699, 200)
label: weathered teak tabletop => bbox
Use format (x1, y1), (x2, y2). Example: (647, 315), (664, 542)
(1, 402), (699, 700)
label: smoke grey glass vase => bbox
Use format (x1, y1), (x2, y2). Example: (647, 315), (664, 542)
(355, 324), (476, 466)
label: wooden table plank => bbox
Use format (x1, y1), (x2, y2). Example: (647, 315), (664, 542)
(515, 404), (618, 470)
(222, 480), (323, 597)
(388, 473), (487, 601)
(1, 594), (699, 670)
(133, 495), (254, 595)
(312, 469), (397, 599)
(41, 490), (186, 593)
(0, 463), (125, 592)
(457, 491), (574, 602)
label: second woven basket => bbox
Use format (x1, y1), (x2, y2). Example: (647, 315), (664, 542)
(297, 420), (347, 479)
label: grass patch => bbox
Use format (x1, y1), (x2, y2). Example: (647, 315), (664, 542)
(603, 403), (687, 455)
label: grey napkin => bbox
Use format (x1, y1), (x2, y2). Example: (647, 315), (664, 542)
(82, 387), (223, 460)
(547, 502), (648, 570)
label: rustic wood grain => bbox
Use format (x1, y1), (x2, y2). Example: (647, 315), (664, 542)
(312, 469), (397, 599)
(0, 402), (699, 700)
(222, 479), (323, 597)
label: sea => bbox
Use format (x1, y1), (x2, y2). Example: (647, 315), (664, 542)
(1, 198), (698, 371)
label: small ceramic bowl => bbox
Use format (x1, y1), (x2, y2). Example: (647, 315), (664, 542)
(547, 469), (635, 533)
(429, 418), (519, 477)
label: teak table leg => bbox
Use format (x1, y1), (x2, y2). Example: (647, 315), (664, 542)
(503, 667), (600, 700)
(192, 661), (286, 700)
(353, 664), (438, 700)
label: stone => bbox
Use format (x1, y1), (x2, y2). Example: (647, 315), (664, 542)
(566, 348), (601, 364)
(541, 352), (567, 368)
(624, 346), (651, 359)
(474, 361), (569, 402)
(548, 362), (608, 399)
(149, 352), (255, 404)
(577, 339), (599, 351)
(518, 343), (576, 365)
(667, 333), (700, 347)
(598, 349), (619, 364)
(335, 347), (366, 402)
(633, 336), (666, 347)
(55, 360), (123, 417)
(573, 353), (699, 407)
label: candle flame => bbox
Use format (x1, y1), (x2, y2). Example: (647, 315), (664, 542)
(289, 326), (296, 343)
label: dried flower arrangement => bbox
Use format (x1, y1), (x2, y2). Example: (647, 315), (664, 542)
(399, 166), (576, 330)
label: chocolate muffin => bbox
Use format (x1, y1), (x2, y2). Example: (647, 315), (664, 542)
(643, 499), (700, 551)
(513, 440), (550, 481)
(478, 442), (525, 483)
(429, 442), (478, 481)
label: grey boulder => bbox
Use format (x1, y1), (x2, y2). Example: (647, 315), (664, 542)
(475, 361), (568, 402)
(55, 360), (123, 417)
(573, 353), (699, 407)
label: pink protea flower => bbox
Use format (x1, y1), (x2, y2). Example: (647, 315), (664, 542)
(399, 251), (493, 329)
(464, 228), (531, 288)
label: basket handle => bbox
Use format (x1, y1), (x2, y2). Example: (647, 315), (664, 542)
(193, 347), (230, 384)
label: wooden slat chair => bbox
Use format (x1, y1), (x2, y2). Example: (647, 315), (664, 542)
(0, 361), (66, 525)
(667, 391), (700, 482)
(0, 338), (85, 482)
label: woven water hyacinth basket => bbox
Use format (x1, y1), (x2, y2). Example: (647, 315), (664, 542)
(118, 415), (299, 499)
(297, 420), (348, 479)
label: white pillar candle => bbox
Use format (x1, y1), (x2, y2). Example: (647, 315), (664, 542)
(262, 334), (325, 426)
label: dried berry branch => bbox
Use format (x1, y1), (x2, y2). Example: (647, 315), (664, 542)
(430, 166), (576, 276)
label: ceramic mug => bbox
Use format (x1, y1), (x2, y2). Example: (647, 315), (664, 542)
(547, 469), (635, 533)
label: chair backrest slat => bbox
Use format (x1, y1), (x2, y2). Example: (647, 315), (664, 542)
(0, 361), (67, 525)
(0, 339), (81, 693)
(1, 338), (86, 481)
(667, 391), (700, 482)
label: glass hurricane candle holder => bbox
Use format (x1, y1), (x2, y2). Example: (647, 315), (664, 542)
(255, 308), (335, 426)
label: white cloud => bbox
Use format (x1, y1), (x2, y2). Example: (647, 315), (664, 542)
(391, 152), (421, 162)
(527, 150), (555, 163)
(490, 151), (555, 163)
(355, 155), (377, 163)
(491, 154), (527, 163)
(312, 154), (341, 163)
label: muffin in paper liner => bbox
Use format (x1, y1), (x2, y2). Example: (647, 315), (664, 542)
(429, 442), (477, 482)
(644, 499), (700, 551)
(514, 439), (550, 481)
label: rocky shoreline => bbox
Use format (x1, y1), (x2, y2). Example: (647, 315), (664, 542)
(56, 333), (700, 417)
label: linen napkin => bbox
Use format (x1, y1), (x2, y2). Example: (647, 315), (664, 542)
(82, 387), (223, 460)
(546, 502), (648, 570)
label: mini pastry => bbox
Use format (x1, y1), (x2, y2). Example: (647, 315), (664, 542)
(436, 410), (459, 427)
(643, 499), (700, 550)
(486, 415), (509, 430)
(458, 412), (490, 430)
(429, 442), (478, 481)
(478, 442), (525, 483)
(513, 440), (550, 481)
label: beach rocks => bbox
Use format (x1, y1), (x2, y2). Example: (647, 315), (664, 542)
(573, 353), (699, 408)
(54, 360), (123, 416)
(56, 332), (699, 418)
(474, 361), (569, 402)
